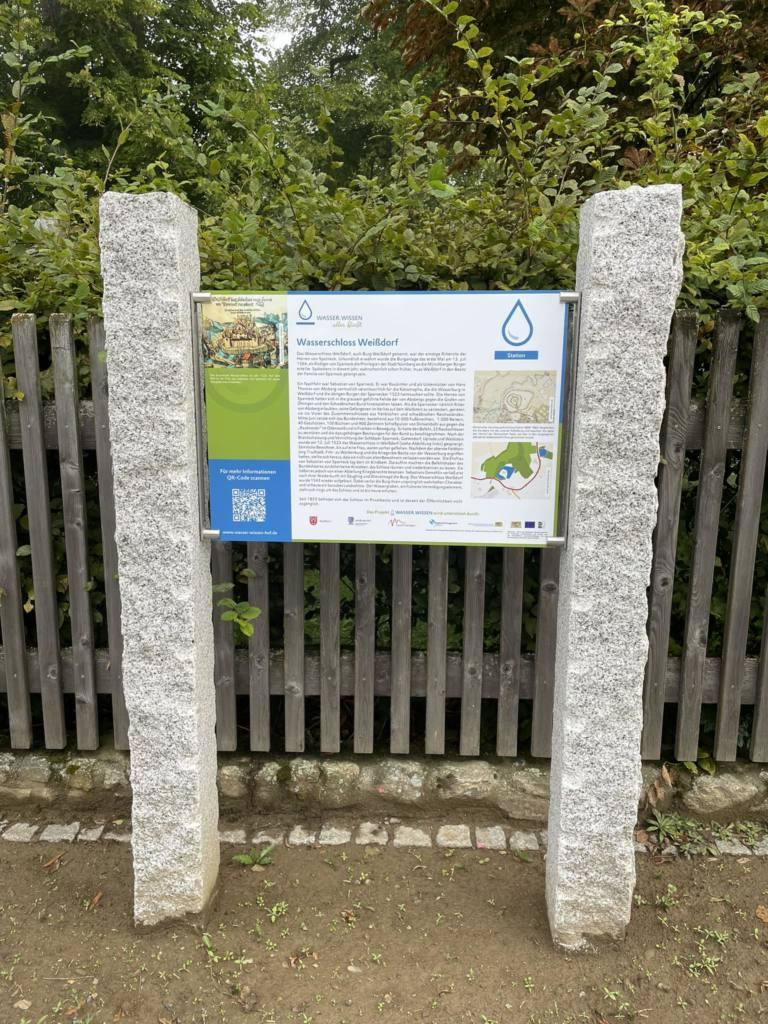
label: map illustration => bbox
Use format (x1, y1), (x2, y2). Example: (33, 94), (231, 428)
(471, 441), (554, 499)
(473, 370), (556, 424)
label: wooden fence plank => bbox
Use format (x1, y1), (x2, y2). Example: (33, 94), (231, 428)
(5, 400), (95, 451)
(642, 312), (698, 758)
(12, 314), (66, 749)
(716, 313), (768, 760)
(0, 370), (31, 747)
(426, 546), (449, 755)
(211, 540), (237, 751)
(531, 547), (560, 757)
(284, 542), (305, 752)
(354, 544), (376, 753)
(497, 548), (524, 757)
(460, 546), (486, 756)
(51, 315), (98, 749)
(247, 542), (270, 751)
(320, 543), (340, 753)
(750, 587), (768, 761)
(686, 400), (745, 451)
(675, 313), (741, 761)
(89, 319), (128, 748)
(390, 545), (412, 754)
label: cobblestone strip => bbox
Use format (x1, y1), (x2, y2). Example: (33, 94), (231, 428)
(0, 819), (765, 856)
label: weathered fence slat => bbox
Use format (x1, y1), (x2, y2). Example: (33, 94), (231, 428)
(390, 545), (412, 754)
(675, 313), (741, 762)
(12, 315), (66, 749)
(0, 369), (31, 747)
(685, 400), (745, 451)
(211, 540), (237, 751)
(497, 547), (524, 757)
(247, 542), (270, 752)
(751, 587), (768, 761)
(531, 547), (560, 757)
(716, 313), (768, 760)
(642, 311), (698, 758)
(320, 543), (341, 753)
(426, 546), (449, 755)
(88, 319), (128, 748)
(283, 542), (305, 751)
(51, 315), (98, 749)
(354, 544), (376, 753)
(460, 546), (486, 756)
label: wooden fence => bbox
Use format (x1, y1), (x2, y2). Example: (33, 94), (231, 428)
(1, 309), (766, 761)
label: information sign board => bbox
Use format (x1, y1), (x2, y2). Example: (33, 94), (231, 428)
(198, 291), (571, 546)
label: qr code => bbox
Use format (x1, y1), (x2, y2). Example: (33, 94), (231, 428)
(232, 488), (266, 523)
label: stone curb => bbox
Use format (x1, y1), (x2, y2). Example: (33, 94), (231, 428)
(1, 819), (765, 857)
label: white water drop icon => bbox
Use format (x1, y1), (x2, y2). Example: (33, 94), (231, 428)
(501, 300), (533, 346)
(298, 299), (313, 321)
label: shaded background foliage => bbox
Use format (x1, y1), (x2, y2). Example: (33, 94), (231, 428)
(0, 0), (767, 754)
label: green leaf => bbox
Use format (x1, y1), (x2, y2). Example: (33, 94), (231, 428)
(220, 610), (238, 621)
(16, 544), (31, 557)
(212, 582), (235, 592)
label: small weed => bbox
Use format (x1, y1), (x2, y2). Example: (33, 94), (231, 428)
(646, 811), (765, 856)
(656, 884), (680, 909)
(232, 846), (275, 868)
(268, 901), (289, 923)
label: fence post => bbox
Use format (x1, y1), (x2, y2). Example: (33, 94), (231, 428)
(99, 192), (219, 925)
(546, 185), (684, 948)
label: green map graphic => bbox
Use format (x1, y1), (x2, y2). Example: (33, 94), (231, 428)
(481, 442), (539, 480)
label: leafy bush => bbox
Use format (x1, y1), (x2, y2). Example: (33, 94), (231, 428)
(1, 0), (767, 753)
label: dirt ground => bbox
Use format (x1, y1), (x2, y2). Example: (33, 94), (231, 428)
(0, 841), (767, 1024)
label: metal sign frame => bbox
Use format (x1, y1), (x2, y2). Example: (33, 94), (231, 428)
(190, 290), (581, 548)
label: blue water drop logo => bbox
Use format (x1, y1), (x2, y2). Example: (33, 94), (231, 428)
(501, 300), (533, 346)
(298, 299), (313, 321)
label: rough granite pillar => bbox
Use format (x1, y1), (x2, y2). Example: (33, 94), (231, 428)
(546, 185), (684, 948)
(99, 192), (219, 925)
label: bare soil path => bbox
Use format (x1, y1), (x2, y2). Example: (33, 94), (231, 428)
(1, 842), (767, 1024)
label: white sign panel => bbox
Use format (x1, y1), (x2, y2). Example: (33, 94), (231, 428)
(201, 291), (570, 546)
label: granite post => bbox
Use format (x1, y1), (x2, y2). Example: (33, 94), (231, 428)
(546, 185), (684, 948)
(99, 192), (219, 925)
